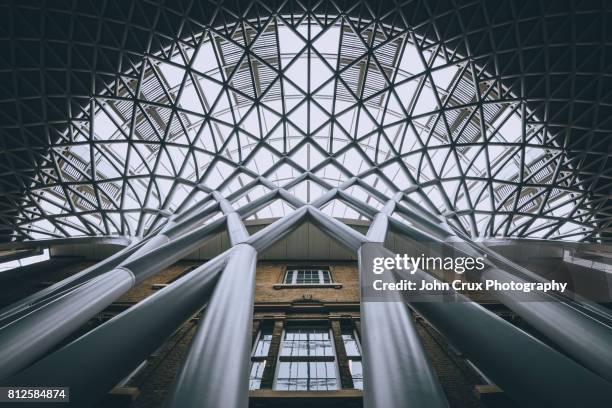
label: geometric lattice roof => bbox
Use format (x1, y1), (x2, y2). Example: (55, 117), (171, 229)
(1, 1), (611, 242)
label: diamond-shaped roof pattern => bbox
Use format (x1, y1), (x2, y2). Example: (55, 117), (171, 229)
(1, 0), (611, 242)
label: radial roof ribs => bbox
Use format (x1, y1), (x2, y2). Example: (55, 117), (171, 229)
(0, 1), (611, 242)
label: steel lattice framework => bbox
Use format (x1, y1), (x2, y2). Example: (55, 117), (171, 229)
(1, 0), (611, 242)
(2, 4), (612, 408)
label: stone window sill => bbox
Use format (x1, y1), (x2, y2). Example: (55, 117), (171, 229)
(250, 389), (362, 398)
(273, 283), (342, 289)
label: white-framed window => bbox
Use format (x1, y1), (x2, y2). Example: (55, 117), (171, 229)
(283, 268), (332, 285)
(274, 326), (339, 391)
(249, 325), (273, 390)
(342, 327), (363, 389)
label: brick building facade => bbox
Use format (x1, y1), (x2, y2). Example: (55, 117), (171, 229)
(0, 256), (520, 408)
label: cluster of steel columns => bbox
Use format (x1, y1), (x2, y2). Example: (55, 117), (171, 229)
(0, 173), (611, 407)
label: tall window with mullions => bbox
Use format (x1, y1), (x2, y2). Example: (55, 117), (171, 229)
(275, 326), (339, 391)
(342, 326), (363, 389)
(249, 325), (273, 390)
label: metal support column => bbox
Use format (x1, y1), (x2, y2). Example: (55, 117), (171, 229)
(0, 203), (225, 380)
(0, 195), (219, 327)
(358, 195), (449, 408)
(477, 265), (612, 383)
(393, 197), (612, 383)
(165, 244), (257, 408)
(6, 252), (230, 407)
(307, 181), (612, 406)
(0, 238), (146, 326)
(383, 243), (612, 407)
(166, 193), (256, 408)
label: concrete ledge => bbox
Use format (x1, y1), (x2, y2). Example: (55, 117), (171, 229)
(474, 384), (515, 408)
(249, 389), (363, 408)
(102, 386), (140, 407)
(250, 389), (362, 398)
(109, 386), (140, 400)
(249, 389), (364, 408)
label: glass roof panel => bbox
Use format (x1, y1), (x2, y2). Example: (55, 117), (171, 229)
(17, 16), (594, 241)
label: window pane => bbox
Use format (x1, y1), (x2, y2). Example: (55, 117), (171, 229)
(349, 360), (363, 390)
(253, 331), (273, 357)
(250, 327), (273, 390)
(341, 328), (363, 389)
(275, 327), (338, 391)
(284, 270), (294, 284)
(285, 268), (331, 284)
(276, 361), (309, 391)
(309, 361), (337, 391)
(322, 270), (331, 283)
(280, 328), (334, 357)
(313, 329), (334, 356)
(249, 361), (266, 390)
(342, 330), (361, 357)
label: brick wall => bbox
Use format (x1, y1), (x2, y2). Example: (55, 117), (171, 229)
(128, 321), (198, 408)
(10, 258), (514, 408)
(117, 262), (195, 303)
(254, 263), (360, 303)
(416, 318), (487, 408)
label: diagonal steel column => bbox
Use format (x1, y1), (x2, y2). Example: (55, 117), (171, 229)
(0, 197), (219, 327)
(212, 191), (249, 245)
(307, 206), (369, 251)
(0, 208), (226, 380)
(0, 238), (146, 326)
(5, 251), (230, 407)
(239, 191), (447, 406)
(165, 244), (256, 408)
(386, 252), (612, 407)
(247, 206), (309, 252)
(236, 189), (282, 219)
(392, 197), (612, 383)
(167, 192), (257, 408)
(358, 194), (449, 408)
(322, 188), (612, 406)
(3, 201), (316, 407)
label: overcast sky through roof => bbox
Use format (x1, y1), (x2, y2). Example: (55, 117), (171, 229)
(23, 16), (592, 241)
